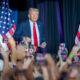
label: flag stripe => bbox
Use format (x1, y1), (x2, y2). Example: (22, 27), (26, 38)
(9, 28), (14, 37)
(74, 25), (80, 47)
(7, 43), (11, 50)
(0, 0), (16, 51)
(6, 32), (12, 38)
(13, 24), (16, 30)
(3, 34), (7, 39)
(76, 30), (80, 41)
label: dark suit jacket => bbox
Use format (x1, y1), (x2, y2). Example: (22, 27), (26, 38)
(14, 19), (46, 45)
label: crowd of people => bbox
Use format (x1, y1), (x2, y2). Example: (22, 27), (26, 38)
(0, 37), (80, 80)
(0, 7), (80, 80)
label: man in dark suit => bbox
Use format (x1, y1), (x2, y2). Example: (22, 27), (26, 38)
(14, 8), (46, 52)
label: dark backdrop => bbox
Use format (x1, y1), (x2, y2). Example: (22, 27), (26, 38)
(6, 0), (80, 59)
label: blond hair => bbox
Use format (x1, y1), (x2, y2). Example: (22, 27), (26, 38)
(28, 8), (39, 14)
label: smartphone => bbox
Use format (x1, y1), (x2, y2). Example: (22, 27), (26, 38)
(61, 49), (68, 62)
(0, 59), (4, 72)
(25, 44), (35, 57)
(59, 43), (65, 51)
(35, 53), (47, 66)
(68, 63), (80, 68)
(20, 37), (26, 46)
(77, 49), (80, 54)
(3, 38), (8, 43)
(20, 41), (26, 46)
(72, 55), (80, 63)
(0, 53), (4, 72)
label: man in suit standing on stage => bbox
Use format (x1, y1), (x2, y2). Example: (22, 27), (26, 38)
(14, 8), (46, 52)
(13, 8), (48, 80)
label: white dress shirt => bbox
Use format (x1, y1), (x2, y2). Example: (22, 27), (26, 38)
(29, 20), (40, 46)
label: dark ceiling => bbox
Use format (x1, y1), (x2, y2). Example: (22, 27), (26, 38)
(0, 0), (56, 10)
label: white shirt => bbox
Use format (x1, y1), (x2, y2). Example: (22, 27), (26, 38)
(29, 20), (40, 46)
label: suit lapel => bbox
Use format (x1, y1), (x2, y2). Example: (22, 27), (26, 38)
(37, 21), (41, 32)
(27, 20), (31, 37)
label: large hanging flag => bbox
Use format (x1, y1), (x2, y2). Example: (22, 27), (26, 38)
(74, 25), (80, 47)
(0, 0), (16, 51)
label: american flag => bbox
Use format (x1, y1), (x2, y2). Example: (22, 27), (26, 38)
(0, 0), (16, 51)
(74, 25), (80, 47)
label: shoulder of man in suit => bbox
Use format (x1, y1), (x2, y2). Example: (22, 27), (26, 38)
(37, 20), (43, 26)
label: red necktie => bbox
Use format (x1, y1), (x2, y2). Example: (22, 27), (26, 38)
(33, 22), (38, 52)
